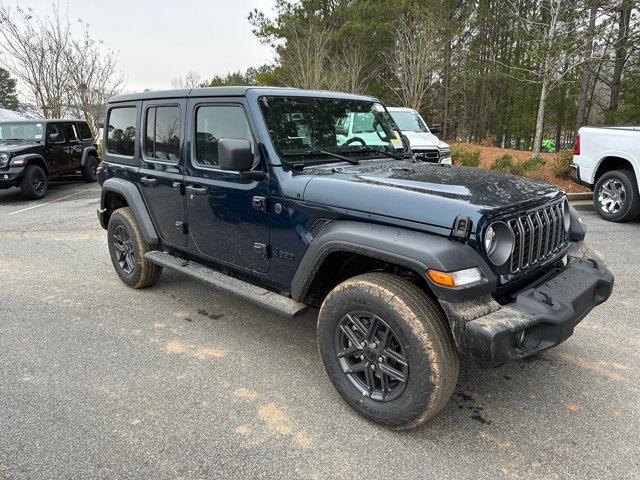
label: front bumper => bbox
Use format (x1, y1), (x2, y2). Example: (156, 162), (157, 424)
(0, 166), (27, 188)
(440, 242), (613, 368)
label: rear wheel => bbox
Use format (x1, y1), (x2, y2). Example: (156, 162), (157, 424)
(317, 272), (459, 430)
(82, 155), (98, 183)
(20, 165), (48, 199)
(107, 207), (163, 288)
(594, 170), (640, 222)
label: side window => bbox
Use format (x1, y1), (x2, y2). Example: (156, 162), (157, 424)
(65, 123), (79, 142)
(107, 107), (137, 157)
(144, 106), (181, 162)
(195, 105), (253, 167)
(78, 123), (93, 140)
(47, 124), (65, 144)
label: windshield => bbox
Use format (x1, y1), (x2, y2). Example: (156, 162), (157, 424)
(0, 122), (44, 142)
(259, 96), (404, 163)
(389, 110), (428, 133)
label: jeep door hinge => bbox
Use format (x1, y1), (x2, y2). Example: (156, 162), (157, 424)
(174, 221), (188, 234)
(252, 196), (267, 212)
(253, 243), (269, 260)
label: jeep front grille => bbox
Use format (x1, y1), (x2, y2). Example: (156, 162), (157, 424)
(412, 149), (440, 162)
(506, 200), (568, 274)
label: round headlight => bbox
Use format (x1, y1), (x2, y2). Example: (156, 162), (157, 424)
(0, 153), (10, 167)
(562, 199), (570, 232)
(484, 225), (496, 255)
(484, 221), (515, 266)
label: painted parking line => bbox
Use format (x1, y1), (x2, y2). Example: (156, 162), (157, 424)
(8, 186), (99, 216)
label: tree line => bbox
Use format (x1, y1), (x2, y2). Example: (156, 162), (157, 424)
(201, 0), (639, 157)
(0, 2), (123, 137)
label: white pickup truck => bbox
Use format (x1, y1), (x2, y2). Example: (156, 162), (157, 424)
(572, 126), (640, 222)
(387, 107), (451, 164)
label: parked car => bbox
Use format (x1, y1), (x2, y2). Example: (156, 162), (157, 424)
(571, 126), (640, 222)
(0, 119), (99, 199)
(97, 87), (613, 430)
(387, 107), (451, 164)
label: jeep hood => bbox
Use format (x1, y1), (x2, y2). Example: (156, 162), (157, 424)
(0, 140), (40, 153)
(301, 160), (563, 231)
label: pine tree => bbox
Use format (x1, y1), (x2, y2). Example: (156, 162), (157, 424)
(0, 67), (19, 111)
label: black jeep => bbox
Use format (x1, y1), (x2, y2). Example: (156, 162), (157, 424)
(0, 119), (99, 199)
(97, 87), (613, 429)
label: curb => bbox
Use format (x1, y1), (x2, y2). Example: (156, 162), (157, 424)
(567, 192), (593, 201)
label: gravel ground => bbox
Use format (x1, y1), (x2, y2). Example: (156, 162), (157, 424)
(0, 181), (638, 480)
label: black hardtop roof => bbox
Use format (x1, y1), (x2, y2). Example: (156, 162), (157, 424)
(108, 86), (379, 104)
(0, 118), (87, 124)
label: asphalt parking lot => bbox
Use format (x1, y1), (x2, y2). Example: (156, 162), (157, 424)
(0, 181), (638, 480)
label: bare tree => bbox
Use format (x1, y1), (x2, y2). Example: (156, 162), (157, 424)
(0, 2), (71, 118)
(326, 44), (377, 94)
(170, 70), (201, 89)
(65, 20), (124, 138)
(280, 21), (331, 89)
(388, 14), (439, 111)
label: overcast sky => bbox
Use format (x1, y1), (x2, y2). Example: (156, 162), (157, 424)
(23, 0), (276, 92)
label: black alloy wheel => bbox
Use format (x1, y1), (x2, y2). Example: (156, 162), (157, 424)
(336, 311), (408, 401)
(112, 224), (136, 274)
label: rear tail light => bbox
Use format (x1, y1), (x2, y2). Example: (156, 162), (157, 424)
(573, 133), (580, 155)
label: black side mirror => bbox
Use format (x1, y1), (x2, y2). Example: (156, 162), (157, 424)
(218, 138), (253, 172)
(48, 133), (60, 143)
(336, 126), (348, 136)
(430, 124), (442, 134)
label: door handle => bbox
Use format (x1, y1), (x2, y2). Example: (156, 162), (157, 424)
(186, 185), (208, 196)
(140, 176), (158, 187)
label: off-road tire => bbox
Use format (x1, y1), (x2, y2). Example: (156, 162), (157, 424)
(107, 207), (163, 288)
(82, 155), (98, 183)
(317, 272), (459, 430)
(594, 170), (640, 222)
(20, 165), (48, 200)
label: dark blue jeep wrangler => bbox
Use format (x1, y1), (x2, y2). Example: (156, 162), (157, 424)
(97, 87), (613, 429)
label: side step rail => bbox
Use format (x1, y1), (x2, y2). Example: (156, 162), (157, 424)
(145, 251), (309, 318)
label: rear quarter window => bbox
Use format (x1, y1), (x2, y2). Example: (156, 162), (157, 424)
(106, 107), (137, 158)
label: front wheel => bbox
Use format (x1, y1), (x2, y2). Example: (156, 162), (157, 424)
(594, 170), (640, 222)
(20, 165), (48, 199)
(317, 272), (459, 430)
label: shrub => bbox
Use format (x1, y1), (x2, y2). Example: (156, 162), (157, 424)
(549, 149), (573, 178)
(451, 145), (481, 167)
(491, 154), (546, 176)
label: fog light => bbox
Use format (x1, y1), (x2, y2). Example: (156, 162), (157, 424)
(3, 174), (8, 180)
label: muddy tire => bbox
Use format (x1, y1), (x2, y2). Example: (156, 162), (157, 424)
(82, 155), (98, 183)
(20, 165), (48, 200)
(594, 170), (640, 222)
(107, 207), (162, 288)
(317, 272), (459, 430)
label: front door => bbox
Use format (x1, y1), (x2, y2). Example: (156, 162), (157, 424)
(138, 100), (187, 247)
(184, 100), (269, 273)
(45, 123), (68, 174)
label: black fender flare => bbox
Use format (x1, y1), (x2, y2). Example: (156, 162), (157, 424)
(81, 146), (99, 167)
(100, 178), (159, 244)
(11, 153), (49, 175)
(290, 221), (496, 302)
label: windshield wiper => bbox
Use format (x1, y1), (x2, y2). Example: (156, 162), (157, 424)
(343, 146), (408, 161)
(282, 149), (360, 165)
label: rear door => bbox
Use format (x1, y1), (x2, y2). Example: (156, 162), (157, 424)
(184, 98), (270, 272)
(138, 99), (187, 247)
(64, 122), (82, 170)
